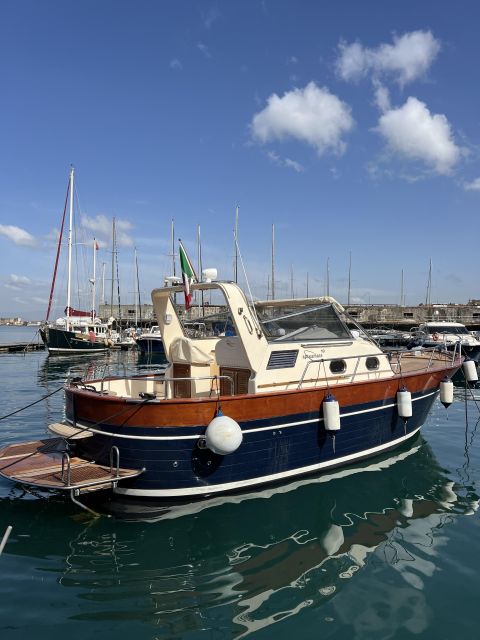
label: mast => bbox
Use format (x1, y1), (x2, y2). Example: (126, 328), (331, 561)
(290, 264), (294, 299)
(425, 258), (432, 306)
(271, 223), (275, 301)
(306, 272), (309, 298)
(233, 205), (239, 283)
(171, 218), (176, 279)
(135, 248), (142, 325)
(326, 257), (330, 297)
(45, 174), (70, 323)
(197, 224), (204, 312)
(66, 166), (74, 331)
(110, 217), (116, 318)
(134, 247), (138, 326)
(91, 238), (97, 322)
(401, 269), (404, 307)
(347, 251), (352, 306)
(101, 262), (106, 305)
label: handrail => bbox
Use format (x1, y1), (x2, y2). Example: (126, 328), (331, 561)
(93, 374), (235, 397)
(162, 375), (234, 397)
(61, 452), (71, 486)
(110, 446), (120, 478)
(298, 346), (457, 389)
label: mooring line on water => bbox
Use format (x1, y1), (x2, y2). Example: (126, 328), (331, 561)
(0, 386), (64, 422)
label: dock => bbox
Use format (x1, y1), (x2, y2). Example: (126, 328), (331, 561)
(0, 342), (45, 353)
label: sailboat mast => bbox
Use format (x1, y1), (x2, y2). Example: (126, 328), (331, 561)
(326, 257), (330, 297)
(234, 206), (239, 283)
(401, 269), (404, 307)
(92, 238), (96, 322)
(347, 252), (352, 306)
(197, 224), (204, 311)
(45, 175), (69, 323)
(134, 247), (138, 326)
(110, 218), (116, 319)
(66, 167), (74, 331)
(101, 262), (106, 305)
(425, 258), (432, 306)
(271, 223), (275, 301)
(135, 249), (142, 324)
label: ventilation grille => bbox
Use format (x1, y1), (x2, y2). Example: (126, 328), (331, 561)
(267, 350), (298, 369)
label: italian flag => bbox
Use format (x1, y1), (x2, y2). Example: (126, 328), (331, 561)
(179, 240), (197, 310)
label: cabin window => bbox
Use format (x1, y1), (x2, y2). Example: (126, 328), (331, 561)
(329, 359), (346, 374)
(260, 304), (351, 343)
(403, 312), (413, 318)
(366, 356), (379, 370)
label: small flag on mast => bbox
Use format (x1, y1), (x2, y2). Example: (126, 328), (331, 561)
(179, 239), (197, 310)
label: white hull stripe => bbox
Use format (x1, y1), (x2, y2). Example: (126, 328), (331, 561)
(71, 391), (435, 441)
(114, 427), (421, 497)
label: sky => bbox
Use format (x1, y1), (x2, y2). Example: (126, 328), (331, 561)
(1, 0), (480, 319)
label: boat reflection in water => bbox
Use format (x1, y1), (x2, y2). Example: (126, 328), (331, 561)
(2, 436), (477, 638)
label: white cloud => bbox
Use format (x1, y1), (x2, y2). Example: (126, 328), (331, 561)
(336, 30), (441, 85)
(376, 97), (461, 174)
(9, 274), (31, 285)
(464, 177), (480, 191)
(197, 42), (211, 58)
(0, 224), (36, 246)
(170, 58), (183, 70)
(373, 81), (391, 112)
(81, 214), (134, 247)
(32, 296), (48, 304)
(267, 151), (305, 172)
(251, 82), (354, 156)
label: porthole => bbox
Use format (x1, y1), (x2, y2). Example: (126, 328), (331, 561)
(330, 359), (346, 374)
(366, 356), (379, 370)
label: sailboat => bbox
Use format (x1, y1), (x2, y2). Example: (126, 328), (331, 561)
(40, 168), (114, 354)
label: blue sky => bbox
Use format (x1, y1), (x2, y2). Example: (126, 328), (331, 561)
(1, 0), (480, 319)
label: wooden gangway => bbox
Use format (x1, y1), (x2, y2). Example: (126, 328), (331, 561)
(0, 342), (45, 353)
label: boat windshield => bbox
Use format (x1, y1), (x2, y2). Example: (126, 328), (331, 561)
(426, 325), (470, 335)
(258, 304), (352, 342)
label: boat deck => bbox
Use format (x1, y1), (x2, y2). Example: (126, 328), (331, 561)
(0, 438), (144, 492)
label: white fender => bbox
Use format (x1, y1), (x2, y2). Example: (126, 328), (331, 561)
(463, 359), (478, 383)
(205, 414), (243, 455)
(440, 377), (454, 408)
(397, 387), (412, 420)
(323, 394), (340, 431)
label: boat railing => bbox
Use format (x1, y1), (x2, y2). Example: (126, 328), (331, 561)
(161, 375), (235, 398)
(298, 345), (458, 389)
(93, 373), (235, 397)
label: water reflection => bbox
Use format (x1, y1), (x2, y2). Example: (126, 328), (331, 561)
(0, 437), (478, 638)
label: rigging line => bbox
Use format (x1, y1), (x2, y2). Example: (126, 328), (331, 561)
(45, 176), (70, 323)
(234, 235), (263, 333)
(0, 387), (64, 422)
(0, 393), (158, 473)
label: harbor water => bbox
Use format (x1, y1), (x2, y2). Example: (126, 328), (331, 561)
(0, 347), (479, 639)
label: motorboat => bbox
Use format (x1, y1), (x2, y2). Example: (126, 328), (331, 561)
(0, 278), (464, 513)
(414, 321), (480, 362)
(135, 325), (165, 355)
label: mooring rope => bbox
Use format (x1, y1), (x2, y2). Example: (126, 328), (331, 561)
(0, 387), (64, 422)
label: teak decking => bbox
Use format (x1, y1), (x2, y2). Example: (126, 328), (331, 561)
(0, 438), (143, 492)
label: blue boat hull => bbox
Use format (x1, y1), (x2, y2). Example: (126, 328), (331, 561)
(71, 388), (437, 498)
